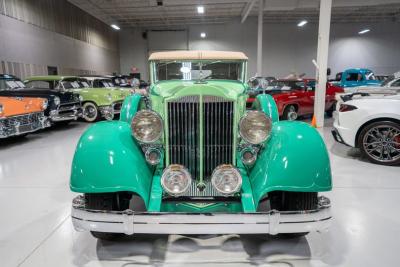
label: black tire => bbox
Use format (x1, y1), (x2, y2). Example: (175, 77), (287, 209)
(82, 102), (99, 122)
(260, 191), (318, 238)
(85, 193), (145, 241)
(282, 105), (298, 121)
(326, 102), (336, 117)
(357, 121), (400, 166)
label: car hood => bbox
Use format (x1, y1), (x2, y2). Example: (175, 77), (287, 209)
(0, 96), (44, 117)
(151, 80), (247, 100)
(0, 88), (77, 103)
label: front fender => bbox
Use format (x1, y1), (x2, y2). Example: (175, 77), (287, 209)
(119, 94), (142, 123)
(70, 121), (153, 207)
(253, 94), (279, 122)
(249, 121), (332, 205)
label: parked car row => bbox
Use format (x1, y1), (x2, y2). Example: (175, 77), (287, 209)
(0, 74), (146, 139)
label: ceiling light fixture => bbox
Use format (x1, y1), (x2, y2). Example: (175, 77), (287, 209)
(200, 32), (206, 38)
(297, 20), (308, 27)
(111, 24), (120, 30)
(358, 29), (370, 35)
(197, 6), (205, 14)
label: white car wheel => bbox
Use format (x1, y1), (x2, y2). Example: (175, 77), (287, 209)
(82, 102), (99, 122)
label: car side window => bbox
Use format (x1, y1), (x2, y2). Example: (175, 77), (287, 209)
(345, 73), (360, 81)
(306, 81), (316, 91)
(390, 79), (400, 87)
(26, 81), (52, 89)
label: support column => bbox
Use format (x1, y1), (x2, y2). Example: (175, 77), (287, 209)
(314, 0), (332, 128)
(257, 0), (264, 76)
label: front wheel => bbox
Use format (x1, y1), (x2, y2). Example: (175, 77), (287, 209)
(358, 121), (400, 165)
(282, 105), (298, 121)
(82, 102), (99, 122)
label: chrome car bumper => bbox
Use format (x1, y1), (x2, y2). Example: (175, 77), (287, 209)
(50, 103), (82, 122)
(0, 112), (50, 138)
(71, 195), (331, 235)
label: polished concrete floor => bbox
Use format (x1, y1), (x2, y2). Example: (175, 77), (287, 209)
(0, 119), (399, 267)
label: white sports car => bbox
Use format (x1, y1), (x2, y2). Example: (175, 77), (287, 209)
(332, 94), (400, 165)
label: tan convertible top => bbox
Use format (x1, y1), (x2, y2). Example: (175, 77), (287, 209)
(149, 50), (248, 61)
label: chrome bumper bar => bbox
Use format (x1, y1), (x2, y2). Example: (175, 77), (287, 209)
(71, 195), (331, 235)
(50, 109), (82, 122)
(0, 113), (50, 138)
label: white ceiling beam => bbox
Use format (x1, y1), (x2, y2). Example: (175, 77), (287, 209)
(241, 0), (257, 23)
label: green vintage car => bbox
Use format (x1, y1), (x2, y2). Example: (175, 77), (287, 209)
(70, 51), (332, 240)
(24, 76), (131, 122)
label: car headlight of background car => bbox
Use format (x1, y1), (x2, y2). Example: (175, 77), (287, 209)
(131, 110), (163, 143)
(54, 96), (60, 106)
(42, 99), (48, 110)
(239, 110), (272, 144)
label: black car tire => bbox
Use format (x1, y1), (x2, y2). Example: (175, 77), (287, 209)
(282, 105), (298, 121)
(85, 193), (145, 241)
(357, 121), (400, 166)
(82, 102), (99, 122)
(268, 191), (318, 238)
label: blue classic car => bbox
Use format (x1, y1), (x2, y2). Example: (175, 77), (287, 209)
(333, 68), (381, 92)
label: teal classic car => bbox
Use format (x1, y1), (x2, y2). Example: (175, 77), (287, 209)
(24, 76), (131, 122)
(70, 51), (332, 240)
(333, 68), (381, 91)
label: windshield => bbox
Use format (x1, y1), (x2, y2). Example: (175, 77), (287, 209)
(0, 78), (26, 90)
(95, 79), (115, 88)
(154, 60), (244, 82)
(267, 80), (305, 91)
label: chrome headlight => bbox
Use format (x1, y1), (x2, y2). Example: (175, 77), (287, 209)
(211, 164), (242, 196)
(79, 95), (83, 102)
(42, 99), (48, 110)
(239, 111), (272, 144)
(54, 96), (60, 106)
(131, 110), (163, 143)
(161, 164), (191, 196)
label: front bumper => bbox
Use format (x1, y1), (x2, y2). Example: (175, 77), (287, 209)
(0, 112), (50, 138)
(71, 195), (331, 235)
(50, 103), (82, 122)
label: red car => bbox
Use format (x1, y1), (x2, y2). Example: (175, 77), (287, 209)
(247, 79), (344, 120)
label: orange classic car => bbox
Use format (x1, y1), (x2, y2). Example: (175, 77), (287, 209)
(0, 96), (50, 138)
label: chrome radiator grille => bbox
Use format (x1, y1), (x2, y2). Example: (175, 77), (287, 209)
(203, 96), (234, 178)
(2, 112), (42, 128)
(167, 95), (234, 186)
(167, 96), (200, 179)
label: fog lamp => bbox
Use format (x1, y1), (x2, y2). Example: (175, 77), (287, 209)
(145, 147), (161, 165)
(211, 164), (242, 196)
(161, 164), (191, 196)
(241, 147), (257, 165)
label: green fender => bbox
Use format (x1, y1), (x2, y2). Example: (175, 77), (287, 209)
(253, 94), (279, 122)
(249, 121), (332, 206)
(69, 121), (153, 207)
(119, 94), (142, 123)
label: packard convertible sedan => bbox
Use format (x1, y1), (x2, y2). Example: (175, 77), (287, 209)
(71, 51), (332, 240)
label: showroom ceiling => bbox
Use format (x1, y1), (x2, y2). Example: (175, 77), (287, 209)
(68, 0), (400, 28)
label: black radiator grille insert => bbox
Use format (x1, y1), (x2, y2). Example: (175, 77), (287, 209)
(203, 96), (234, 178)
(167, 96), (200, 179)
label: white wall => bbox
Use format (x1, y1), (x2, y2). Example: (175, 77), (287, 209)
(0, 14), (120, 78)
(120, 18), (400, 81)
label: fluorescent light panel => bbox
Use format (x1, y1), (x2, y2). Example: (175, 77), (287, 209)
(297, 20), (308, 27)
(197, 6), (204, 14)
(200, 32), (206, 38)
(111, 24), (120, 30)
(358, 29), (370, 34)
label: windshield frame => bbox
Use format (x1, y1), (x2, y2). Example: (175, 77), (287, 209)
(150, 59), (247, 84)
